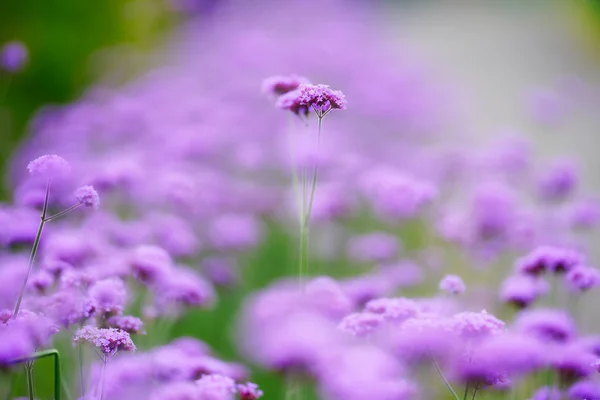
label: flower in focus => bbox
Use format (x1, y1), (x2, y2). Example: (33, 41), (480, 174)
(277, 83), (347, 117)
(73, 326), (136, 356)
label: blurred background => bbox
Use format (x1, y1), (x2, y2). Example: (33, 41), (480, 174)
(2, 0), (600, 197)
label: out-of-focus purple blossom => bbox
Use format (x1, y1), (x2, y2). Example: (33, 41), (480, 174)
(74, 326), (136, 355)
(27, 154), (71, 180)
(565, 199), (600, 230)
(43, 230), (99, 267)
(439, 274), (465, 295)
(450, 310), (505, 339)
(149, 381), (198, 400)
(89, 278), (127, 316)
(195, 374), (237, 400)
(155, 267), (215, 311)
(338, 312), (383, 337)
(0, 41), (28, 72)
(567, 380), (600, 400)
(529, 386), (562, 400)
(74, 185), (100, 209)
(346, 232), (400, 264)
(318, 345), (416, 400)
(208, 214), (262, 252)
(365, 297), (420, 323)
(305, 277), (353, 319)
(108, 315), (145, 334)
(515, 246), (584, 275)
(45, 289), (95, 327)
(528, 88), (567, 126)
(500, 274), (549, 308)
(28, 270), (54, 293)
(538, 160), (578, 202)
(565, 265), (600, 292)
(514, 309), (576, 343)
(130, 245), (173, 284)
(202, 256), (238, 287)
(549, 343), (596, 384)
(149, 213), (200, 257)
(41, 259), (72, 277)
(262, 74), (310, 96)
(359, 168), (436, 221)
(237, 382), (263, 400)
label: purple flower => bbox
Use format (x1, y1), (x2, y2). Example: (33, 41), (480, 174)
(500, 274), (549, 308)
(538, 160), (578, 202)
(549, 343), (596, 384)
(529, 386), (561, 400)
(45, 289), (95, 327)
(439, 274), (466, 295)
(155, 267), (215, 310)
(567, 380), (600, 400)
(107, 315), (145, 334)
(277, 83), (347, 116)
(565, 199), (600, 230)
(74, 185), (100, 209)
(305, 276), (353, 319)
(565, 265), (600, 292)
(237, 382), (263, 400)
(89, 278), (127, 316)
(450, 310), (505, 339)
(0, 41), (28, 72)
(130, 245), (173, 284)
(365, 297), (420, 323)
(195, 374), (237, 400)
(261, 74), (310, 96)
(515, 246), (583, 275)
(514, 309), (576, 343)
(208, 214), (262, 252)
(346, 232), (400, 264)
(338, 312), (384, 337)
(73, 326), (136, 355)
(27, 154), (71, 180)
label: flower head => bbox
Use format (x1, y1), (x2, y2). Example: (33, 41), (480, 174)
(74, 185), (100, 209)
(73, 326), (136, 355)
(515, 246), (583, 275)
(262, 74), (310, 96)
(195, 374), (237, 400)
(27, 154), (71, 180)
(89, 278), (127, 316)
(0, 41), (28, 72)
(565, 265), (600, 292)
(107, 315), (145, 334)
(439, 274), (466, 295)
(277, 83), (347, 117)
(237, 382), (263, 400)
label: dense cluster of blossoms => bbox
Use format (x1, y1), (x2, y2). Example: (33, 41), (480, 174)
(1, 0), (600, 399)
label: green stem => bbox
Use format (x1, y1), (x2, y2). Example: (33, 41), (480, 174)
(44, 203), (82, 222)
(304, 116), (322, 223)
(78, 343), (85, 398)
(463, 382), (470, 400)
(97, 359), (107, 400)
(13, 349), (61, 400)
(430, 354), (460, 400)
(471, 384), (480, 400)
(25, 363), (34, 400)
(13, 180), (51, 317)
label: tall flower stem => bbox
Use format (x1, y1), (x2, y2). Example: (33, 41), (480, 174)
(13, 349), (61, 400)
(97, 358), (107, 400)
(78, 342), (85, 398)
(13, 180), (51, 317)
(430, 354), (460, 400)
(298, 116), (323, 286)
(25, 363), (34, 400)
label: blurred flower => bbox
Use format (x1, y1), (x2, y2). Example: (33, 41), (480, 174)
(438, 274), (466, 295)
(0, 41), (28, 72)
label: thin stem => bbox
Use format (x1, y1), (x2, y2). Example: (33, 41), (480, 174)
(13, 348), (61, 400)
(430, 354), (461, 400)
(471, 383), (480, 400)
(98, 359), (107, 400)
(78, 342), (85, 398)
(13, 180), (51, 317)
(44, 203), (82, 222)
(304, 116), (322, 223)
(25, 363), (34, 400)
(463, 382), (470, 400)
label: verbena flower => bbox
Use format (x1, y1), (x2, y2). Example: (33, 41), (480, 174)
(73, 326), (136, 355)
(195, 374), (237, 400)
(261, 74), (310, 96)
(439, 274), (466, 295)
(74, 185), (100, 209)
(277, 83), (347, 117)
(27, 154), (71, 180)
(565, 265), (600, 292)
(514, 309), (576, 343)
(0, 41), (28, 72)
(107, 315), (145, 334)
(500, 274), (549, 309)
(516, 246), (583, 275)
(237, 382), (263, 400)
(89, 278), (127, 316)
